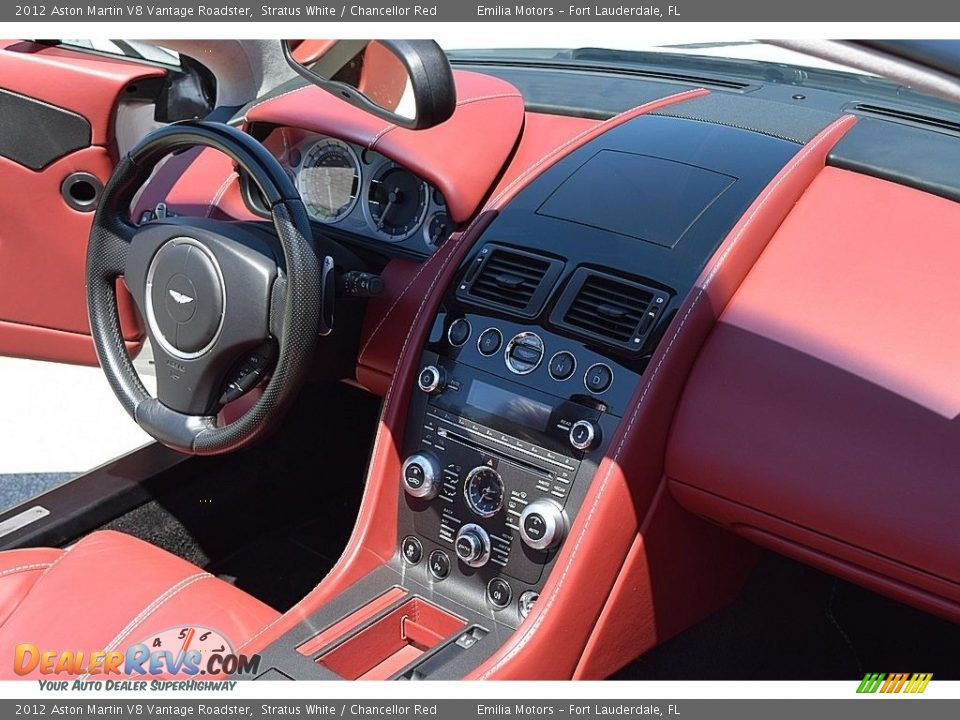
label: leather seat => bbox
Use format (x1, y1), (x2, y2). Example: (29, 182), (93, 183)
(0, 531), (279, 679)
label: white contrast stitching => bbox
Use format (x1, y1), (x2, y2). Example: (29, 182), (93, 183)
(456, 92), (523, 106)
(99, 572), (212, 656)
(206, 172), (237, 218)
(476, 114), (856, 679)
(242, 85), (312, 123)
(368, 93), (524, 151)
(0, 563), (52, 578)
(368, 121), (399, 149)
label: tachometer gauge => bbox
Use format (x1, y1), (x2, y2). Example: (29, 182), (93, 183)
(296, 138), (361, 223)
(463, 466), (505, 518)
(367, 165), (428, 240)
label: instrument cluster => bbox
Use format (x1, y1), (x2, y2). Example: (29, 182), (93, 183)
(287, 134), (453, 254)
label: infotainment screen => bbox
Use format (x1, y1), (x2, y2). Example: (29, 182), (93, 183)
(465, 380), (552, 433)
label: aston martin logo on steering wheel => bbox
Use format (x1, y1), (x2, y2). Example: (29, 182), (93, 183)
(168, 289), (195, 305)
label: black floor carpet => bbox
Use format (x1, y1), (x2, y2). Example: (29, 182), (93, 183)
(615, 552), (960, 680)
(102, 379), (381, 611)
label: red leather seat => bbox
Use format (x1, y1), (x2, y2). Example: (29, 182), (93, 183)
(0, 531), (279, 679)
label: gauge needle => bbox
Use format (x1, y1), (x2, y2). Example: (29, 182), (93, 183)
(377, 186), (402, 230)
(180, 628), (195, 654)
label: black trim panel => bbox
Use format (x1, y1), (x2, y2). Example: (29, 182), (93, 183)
(828, 117), (960, 203)
(0, 88), (91, 170)
(652, 93), (840, 144)
(0, 443), (186, 551)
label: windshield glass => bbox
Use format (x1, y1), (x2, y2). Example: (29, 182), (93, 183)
(445, 40), (960, 115)
(446, 41), (871, 76)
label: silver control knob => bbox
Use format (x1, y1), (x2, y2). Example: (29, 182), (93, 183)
(455, 523), (491, 568)
(417, 365), (446, 394)
(568, 419), (600, 451)
(401, 452), (441, 500)
(519, 499), (567, 551)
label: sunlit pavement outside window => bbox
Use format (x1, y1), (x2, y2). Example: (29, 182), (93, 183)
(0, 345), (157, 513)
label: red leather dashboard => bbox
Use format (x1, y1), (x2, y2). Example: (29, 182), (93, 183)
(666, 166), (960, 621)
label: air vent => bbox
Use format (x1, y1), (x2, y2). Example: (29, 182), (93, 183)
(457, 244), (564, 318)
(851, 103), (960, 135)
(551, 268), (671, 352)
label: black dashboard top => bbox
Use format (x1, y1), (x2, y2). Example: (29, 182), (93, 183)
(431, 113), (800, 418)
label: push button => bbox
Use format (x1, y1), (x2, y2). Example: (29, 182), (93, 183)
(447, 318), (471, 347)
(584, 363), (613, 394)
(477, 328), (503, 356)
(548, 351), (576, 381)
(504, 332), (545, 375)
(428, 549), (451, 580)
(522, 512), (548, 543)
(404, 463), (425, 489)
(487, 578), (513, 608)
(401, 536), (422, 565)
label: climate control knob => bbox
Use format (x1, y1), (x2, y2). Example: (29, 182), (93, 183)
(455, 523), (491, 568)
(417, 365), (447, 394)
(519, 499), (567, 551)
(401, 452), (441, 500)
(569, 419), (601, 451)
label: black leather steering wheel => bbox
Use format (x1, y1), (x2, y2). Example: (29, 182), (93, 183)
(86, 121), (332, 455)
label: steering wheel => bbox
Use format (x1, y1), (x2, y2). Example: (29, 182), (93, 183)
(86, 121), (333, 455)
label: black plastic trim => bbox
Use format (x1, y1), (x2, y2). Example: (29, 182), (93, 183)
(828, 117), (960, 203)
(0, 88), (91, 170)
(60, 171), (103, 212)
(0, 443), (186, 551)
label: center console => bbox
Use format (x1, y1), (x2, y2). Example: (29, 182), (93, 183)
(396, 319), (626, 627)
(251, 111), (801, 680)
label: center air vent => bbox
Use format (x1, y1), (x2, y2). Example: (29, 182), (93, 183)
(457, 244), (564, 318)
(550, 268), (671, 352)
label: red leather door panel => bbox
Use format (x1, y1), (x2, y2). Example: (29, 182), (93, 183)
(0, 41), (163, 364)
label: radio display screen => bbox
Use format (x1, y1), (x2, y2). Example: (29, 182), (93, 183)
(465, 380), (552, 433)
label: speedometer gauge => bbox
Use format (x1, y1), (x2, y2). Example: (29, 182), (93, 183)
(367, 165), (428, 240)
(296, 138), (361, 223)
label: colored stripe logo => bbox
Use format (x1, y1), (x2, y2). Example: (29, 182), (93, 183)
(857, 673), (933, 694)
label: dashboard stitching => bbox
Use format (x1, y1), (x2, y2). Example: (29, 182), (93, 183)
(240, 88), (710, 657)
(476, 113), (856, 679)
(206, 171), (237, 218)
(368, 93), (524, 151)
(367, 121), (399, 149)
(241, 85), (311, 123)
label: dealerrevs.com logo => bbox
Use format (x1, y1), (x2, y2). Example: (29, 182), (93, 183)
(857, 673), (933, 694)
(14, 625), (260, 679)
